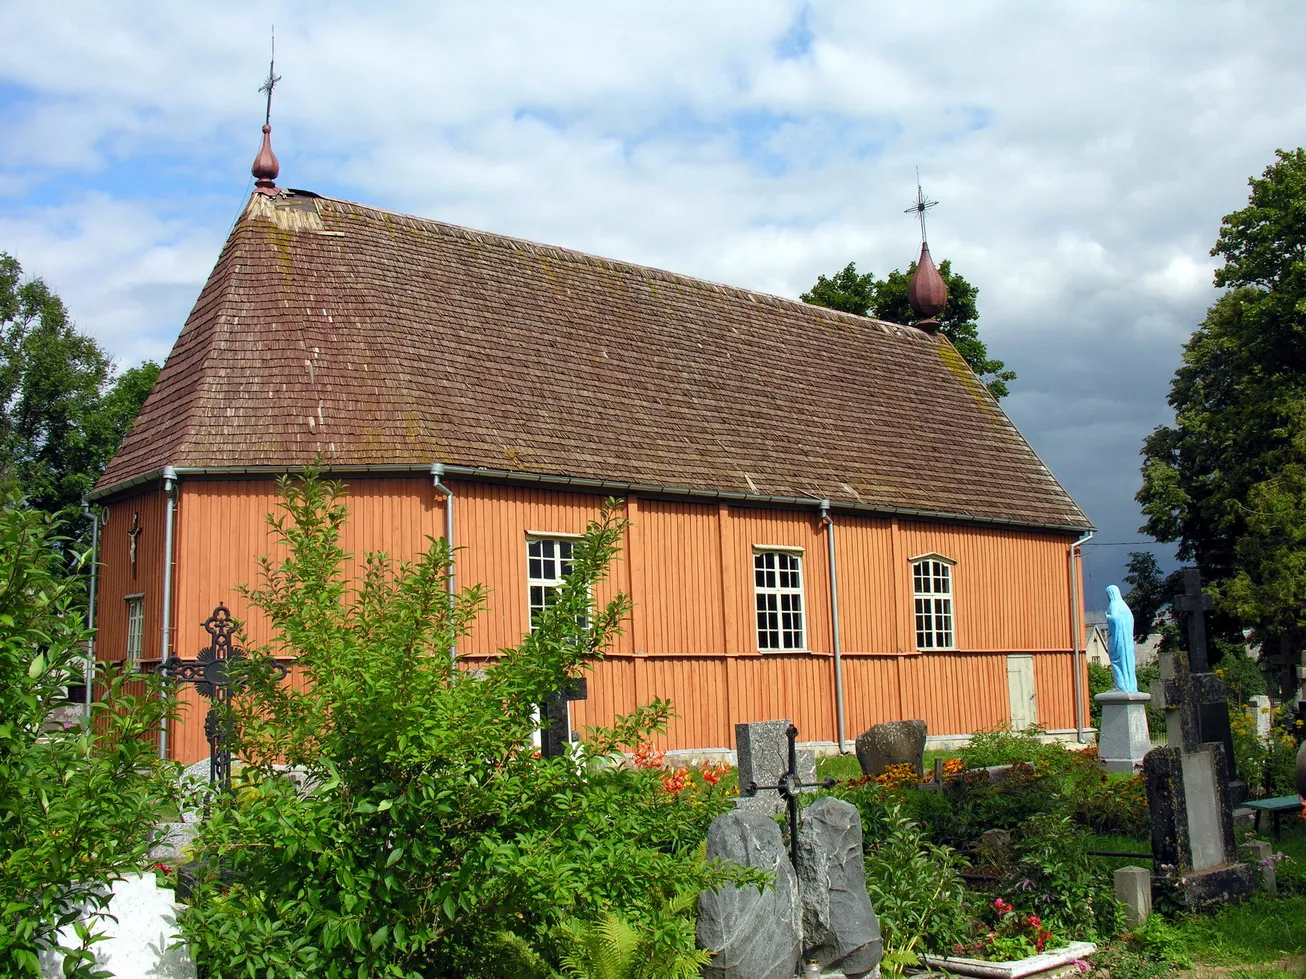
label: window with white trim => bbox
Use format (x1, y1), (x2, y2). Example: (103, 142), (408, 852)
(754, 549), (805, 651)
(912, 557), (954, 650)
(125, 594), (145, 668)
(527, 538), (575, 626)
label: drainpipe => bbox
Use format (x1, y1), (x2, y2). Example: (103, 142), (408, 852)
(819, 501), (847, 753)
(83, 503), (99, 723)
(158, 467), (177, 761)
(1068, 530), (1094, 744)
(431, 464), (456, 660)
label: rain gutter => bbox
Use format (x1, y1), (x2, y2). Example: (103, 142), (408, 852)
(430, 463), (456, 660)
(819, 500), (846, 753)
(158, 467), (177, 761)
(90, 464), (1094, 535)
(84, 504), (99, 722)
(1068, 530), (1095, 744)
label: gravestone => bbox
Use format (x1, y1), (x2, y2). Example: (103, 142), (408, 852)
(1249, 695), (1272, 740)
(1145, 641), (1253, 905)
(540, 676), (587, 759)
(854, 719), (926, 777)
(796, 797), (882, 978)
(1170, 569), (1244, 803)
(698, 809), (803, 979)
(735, 719), (815, 815)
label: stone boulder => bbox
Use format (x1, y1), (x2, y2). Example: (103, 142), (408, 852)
(854, 720), (926, 778)
(797, 797), (882, 978)
(698, 809), (802, 979)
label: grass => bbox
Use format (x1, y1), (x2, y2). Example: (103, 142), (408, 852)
(1164, 895), (1306, 965)
(815, 748), (961, 783)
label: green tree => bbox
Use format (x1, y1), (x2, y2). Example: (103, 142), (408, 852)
(0, 252), (159, 527)
(0, 498), (178, 977)
(179, 474), (753, 978)
(801, 259), (1016, 398)
(1122, 551), (1184, 643)
(1137, 148), (1306, 679)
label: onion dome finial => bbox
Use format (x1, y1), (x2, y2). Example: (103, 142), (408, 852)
(907, 242), (948, 330)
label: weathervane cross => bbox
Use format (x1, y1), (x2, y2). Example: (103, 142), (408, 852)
(259, 30), (281, 126)
(904, 171), (938, 245)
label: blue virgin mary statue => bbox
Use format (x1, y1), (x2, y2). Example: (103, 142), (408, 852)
(1104, 585), (1137, 692)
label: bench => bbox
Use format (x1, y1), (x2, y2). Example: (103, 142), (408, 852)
(1244, 795), (1303, 839)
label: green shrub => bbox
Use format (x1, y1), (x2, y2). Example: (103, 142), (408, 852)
(861, 799), (971, 965)
(177, 475), (755, 979)
(0, 498), (179, 977)
(1089, 663), (1114, 727)
(1000, 814), (1122, 943)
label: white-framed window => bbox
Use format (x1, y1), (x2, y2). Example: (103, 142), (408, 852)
(527, 537), (576, 626)
(912, 556), (955, 650)
(754, 548), (805, 651)
(125, 594), (145, 668)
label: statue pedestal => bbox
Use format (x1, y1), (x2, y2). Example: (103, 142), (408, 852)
(1096, 690), (1152, 774)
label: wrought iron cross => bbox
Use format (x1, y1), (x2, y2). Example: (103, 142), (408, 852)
(155, 604), (285, 790)
(1173, 567), (1214, 673)
(127, 511), (141, 577)
(904, 171), (938, 245)
(742, 724), (835, 869)
(259, 31), (281, 126)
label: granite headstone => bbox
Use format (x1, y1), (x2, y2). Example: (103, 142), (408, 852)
(698, 809), (803, 979)
(796, 797), (882, 978)
(854, 719), (926, 778)
(735, 719), (815, 814)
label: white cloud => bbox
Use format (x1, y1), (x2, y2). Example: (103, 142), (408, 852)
(2, 0), (1305, 599)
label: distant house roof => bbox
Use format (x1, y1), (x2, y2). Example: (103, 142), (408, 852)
(96, 192), (1090, 531)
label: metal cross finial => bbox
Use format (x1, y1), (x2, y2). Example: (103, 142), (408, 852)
(904, 170), (938, 246)
(259, 29), (281, 126)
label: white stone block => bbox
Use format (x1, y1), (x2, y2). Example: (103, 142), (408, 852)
(1095, 690), (1152, 774)
(40, 873), (195, 978)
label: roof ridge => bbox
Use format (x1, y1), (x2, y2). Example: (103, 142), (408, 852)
(306, 192), (926, 339)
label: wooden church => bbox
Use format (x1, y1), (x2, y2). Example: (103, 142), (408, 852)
(90, 121), (1094, 764)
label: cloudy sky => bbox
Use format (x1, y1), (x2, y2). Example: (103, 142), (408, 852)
(3, 1), (1304, 607)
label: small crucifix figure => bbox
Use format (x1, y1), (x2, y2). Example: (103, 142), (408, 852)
(1173, 567), (1214, 673)
(127, 511), (141, 578)
(742, 724), (836, 869)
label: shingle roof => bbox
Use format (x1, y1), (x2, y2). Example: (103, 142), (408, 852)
(97, 191), (1089, 530)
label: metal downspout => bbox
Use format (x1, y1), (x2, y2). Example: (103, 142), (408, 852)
(820, 501), (847, 753)
(1068, 530), (1094, 744)
(158, 467), (177, 761)
(431, 464), (456, 660)
(84, 504), (99, 723)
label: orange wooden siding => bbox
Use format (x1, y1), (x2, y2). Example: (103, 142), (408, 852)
(95, 488), (167, 663)
(95, 475), (1088, 761)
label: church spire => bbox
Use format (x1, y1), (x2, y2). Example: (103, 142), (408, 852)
(251, 34), (282, 195)
(903, 176), (947, 331)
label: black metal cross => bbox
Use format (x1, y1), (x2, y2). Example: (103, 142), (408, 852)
(156, 604), (284, 790)
(259, 32), (281, 126)
(904, 171), (938, 245)
(1173, 567), (1214, 673)
(742, 724), (836, 869)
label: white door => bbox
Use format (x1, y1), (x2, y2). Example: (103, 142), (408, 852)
(1007, 654), (1038, 731)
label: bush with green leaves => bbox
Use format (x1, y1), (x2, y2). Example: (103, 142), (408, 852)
(0, 497), (178, 977)
(859, 796), (971, 968)
(178, 475), (754, 979)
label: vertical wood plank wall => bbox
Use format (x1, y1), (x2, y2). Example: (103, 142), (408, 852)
(95, 476), (1089, 762)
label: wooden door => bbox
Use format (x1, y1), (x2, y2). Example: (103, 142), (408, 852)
(1007, 654), (1038, 731)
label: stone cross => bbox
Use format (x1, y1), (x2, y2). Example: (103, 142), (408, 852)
(539, 676), (587, 759)
(1173, 568), (1214, 672)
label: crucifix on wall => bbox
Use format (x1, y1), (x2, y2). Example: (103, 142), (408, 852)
(128, 511), (141, 578)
